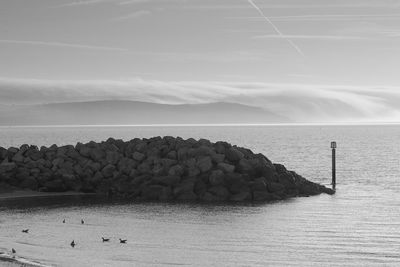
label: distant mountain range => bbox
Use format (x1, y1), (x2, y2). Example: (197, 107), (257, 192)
(0, 100), (289, 125)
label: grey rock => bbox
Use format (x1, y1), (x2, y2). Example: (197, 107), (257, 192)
(141, 185), (166, 200)
(152, 175), (181, 186)
(225, 147), (244, 162)
(89, 148), (105, 161)
(102, 164), (116, 178)
(132, 152), (145, 162)
(106, 151), (121, 165)
(43, 179), (65, 192)
(217, 162), (235, 173)
(267, 182), (285, 193)
(168, 165), (184, 177)
(208, 186), (230, 200)
(79, 146), (91, 157)
(176, 191), (197, 201)
(253, 191), (281, 201)
(137, 162), (151, 174)
(196, 156), (212, 173)
(0, 162), (16, 172)
(211, 153), (225, 164)
(173, 178), (196, 196)
(230, 191), (251, 202)
(20, 177), (38, 190)
(251, 177), (267, 191)
(12, 152), (25, 163)
(209, 170), (225, 186)
(201, 192), (220, 202)
(166, 150), (177, 160)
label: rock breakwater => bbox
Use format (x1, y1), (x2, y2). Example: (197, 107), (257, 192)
(0, 136), (334, 202)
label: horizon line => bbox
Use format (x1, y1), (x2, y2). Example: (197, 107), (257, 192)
(1, 122), (400, 128)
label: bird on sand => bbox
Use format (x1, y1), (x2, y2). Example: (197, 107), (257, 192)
(81, 219), (84, 225)
(102, 237), (110, 242)
(11, 248), (16, 254)
(22, 229), (29, 233)
(63, 219), (65, 223)
(119, 239), (127, 244)
(70, 240), (76, 248)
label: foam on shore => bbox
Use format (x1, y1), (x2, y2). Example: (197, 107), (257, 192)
(0, 251), (51, 267)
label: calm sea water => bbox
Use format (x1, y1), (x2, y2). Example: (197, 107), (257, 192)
(1, 125), (400, 266)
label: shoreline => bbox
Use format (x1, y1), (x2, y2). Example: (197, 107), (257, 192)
(0, 252), (50, 267)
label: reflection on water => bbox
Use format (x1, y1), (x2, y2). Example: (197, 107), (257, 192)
(1, 125), (400, 266)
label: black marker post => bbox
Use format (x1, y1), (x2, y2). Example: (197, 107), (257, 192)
(331, 141), (336, 190)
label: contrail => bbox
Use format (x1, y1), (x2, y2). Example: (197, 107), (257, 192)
(247, 0), (305, 57)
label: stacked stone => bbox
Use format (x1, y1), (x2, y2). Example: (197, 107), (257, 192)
(0, 136), (334, 202)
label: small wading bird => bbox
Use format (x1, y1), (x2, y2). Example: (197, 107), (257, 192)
(12, 248), (16, 254)
(63, 219), (65, 223)
(70, 240), (76, 248)
(119, 239), (127, 244)
(81, 219), (84, 225)
(22, 229), (29, 233)
(102, 237), (110, 242)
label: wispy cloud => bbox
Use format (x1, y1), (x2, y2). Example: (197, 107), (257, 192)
(0, 77), (399, 122)
(246, 0), (305, 57)
(182, 3), (400, 10)
(118, 0), (150, 4)
(253, 34), (366, 40)
(0, 39), (129, 52)
(111, 10), (151, 21)
(227, 14), (400, 22)
(270, 14), (400, 22)
(52, 0), (111, 8)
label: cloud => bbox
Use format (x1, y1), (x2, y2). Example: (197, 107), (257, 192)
(270, 14), (400, 22)
(118, 0), (150, 4)
(253, 34), (365, 40)
(181, 2), (400, 10)
(52, 0), (111, 8)
(111, 10), (151, 21)
(0, 77), (399, 122)
(0, 39), (128, 52)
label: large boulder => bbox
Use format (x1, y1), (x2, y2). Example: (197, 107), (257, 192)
(89, 148), (105, 161)
(43, 179), (66, 192)
(168, 164), (184, 177)
(152, 175), (181, 186)
(173, 178), (196, 197)
(101, 164), (116, 178)
(209, 170), (225, 186)
(217, 162), (235, 173)
(20, 177), (38, 190)
(0, 161), (17, 172)
(230, 191), (251, 202)
(0, 147), (7, 160)
(208, 186), (230, 200)
(253, 191), (281, 201)
(12, 152), (25, 163)
(196, 156), (212, 173)
(251, 177), (267, 191)
(132, 151), (146, 162)
(106, 151), (121, 165)
(225, 147), (244, 162)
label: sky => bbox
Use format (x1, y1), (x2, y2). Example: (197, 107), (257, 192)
(1, 0), (400, 122)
